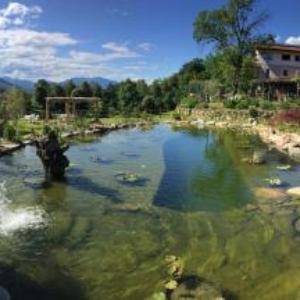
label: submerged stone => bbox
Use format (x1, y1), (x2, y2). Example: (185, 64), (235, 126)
(165, 280), (178, 290)
(165, 255), (184, 279)
(168, 276), (224, 300)
(149, 292), (166, 300)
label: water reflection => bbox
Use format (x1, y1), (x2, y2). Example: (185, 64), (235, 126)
(153, 129), (252, 211)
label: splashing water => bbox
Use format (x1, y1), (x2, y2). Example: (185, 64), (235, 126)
(0, 182), (47, 236)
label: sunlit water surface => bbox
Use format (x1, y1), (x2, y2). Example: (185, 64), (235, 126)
(1, 125), (300, 299)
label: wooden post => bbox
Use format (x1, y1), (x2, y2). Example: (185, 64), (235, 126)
(65, 99), (71, 120)
(46, 98), (50, 121)
(72, 99), (76, 117)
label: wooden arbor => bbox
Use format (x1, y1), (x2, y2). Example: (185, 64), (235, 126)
(45, 97), (101, 120)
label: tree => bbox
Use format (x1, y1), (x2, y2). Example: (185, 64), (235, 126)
(5, 88), (31, 120)
(48, 83), (66, 113)
(141, 95), (158, 114)
(193, 0), (271, 93)
(64, 80), (76, 97)
(71, 81), (92, 97)
(117, 79), (140, 114)
(90, 83), (103, 118)
(34, 79), (49, 109)
(103, 84), (118, 115)
(179, 59), (207, 83)
(48, 83), (66, 97)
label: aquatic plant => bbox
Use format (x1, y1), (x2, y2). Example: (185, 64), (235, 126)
(265, 177), (282, 187)
(276, 165), (292, 171)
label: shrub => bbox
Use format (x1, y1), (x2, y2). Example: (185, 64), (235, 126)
(172, 111), (181, 121)
(260, 101), (275, 110)
(43, 125), (51, 136)
(273, 109), (300, 125)
(3, 125), (17, 141)
(181, 96), (198, 109)
(224, 99), (237, 109)
(236, 99), (250, 110)
(249, 98), (260, 108)
(279, 101), (291, 110)
(249, 108), (259, 119)
(198, 102), (209, 109)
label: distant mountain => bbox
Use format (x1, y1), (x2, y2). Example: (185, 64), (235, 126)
(60, 77), (115, 87)
(0, 78), (14, 90)
(0, 76), (115, 92)
(2, 77), (35, 91)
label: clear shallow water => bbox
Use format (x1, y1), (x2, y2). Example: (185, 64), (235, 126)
(1, 125), (300, 299)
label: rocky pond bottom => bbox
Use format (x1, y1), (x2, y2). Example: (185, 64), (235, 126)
(1, 125), (300, 299)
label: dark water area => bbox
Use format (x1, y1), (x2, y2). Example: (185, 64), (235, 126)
(0, 125), (300, 299)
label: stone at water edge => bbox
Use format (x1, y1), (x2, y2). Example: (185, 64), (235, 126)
(254, 187), (288, 201)
(252, 150), (267, 164)
(287, 187), (300, 198)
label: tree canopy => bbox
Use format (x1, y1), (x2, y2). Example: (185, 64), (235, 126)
(194, 0), (273, 93)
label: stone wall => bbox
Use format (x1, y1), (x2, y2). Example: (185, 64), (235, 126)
(179, 108), (275, 124)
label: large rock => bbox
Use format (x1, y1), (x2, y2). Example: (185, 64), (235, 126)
(254, 187), (288, 201)
(287, 187), (300, 198)
(252, 150), (267, 164)
(288, 145), (300, 161)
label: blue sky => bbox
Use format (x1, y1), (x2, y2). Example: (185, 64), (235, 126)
(0, 0), (300, 82)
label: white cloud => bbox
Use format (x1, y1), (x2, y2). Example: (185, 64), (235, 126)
(0, 2), (155, 82)
(138, 42), (154, 52)
(105, 8), (129, 17)
(285, 36), (300, 46)
(0, 2), (42, 29)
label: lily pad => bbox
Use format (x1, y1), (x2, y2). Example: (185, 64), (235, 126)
(114, 172), (149, 187)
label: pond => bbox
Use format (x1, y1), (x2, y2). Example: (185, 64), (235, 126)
(1, 124), (300, 299)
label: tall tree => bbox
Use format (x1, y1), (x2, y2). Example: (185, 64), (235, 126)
(5, 89), (31, 120)
(72, 81), (93, 97)
(34, 79), (49, 109)
(117, 79), (140, 114)
(193, 0), (272, 93)
(64, 80), (76, 97)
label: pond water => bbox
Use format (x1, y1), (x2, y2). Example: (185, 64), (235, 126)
(1, 124), (300, 299)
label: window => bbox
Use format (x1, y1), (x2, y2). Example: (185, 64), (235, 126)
(283, 70), (289, 77)
(263, 53), (273, 61)
(296, 55), (300, 62)
(282, 54), (291, 61)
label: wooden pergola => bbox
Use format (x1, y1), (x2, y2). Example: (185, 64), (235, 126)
(45, 97), (101, 120)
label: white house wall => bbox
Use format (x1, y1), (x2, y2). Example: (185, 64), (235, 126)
(256, 50), (300, 80)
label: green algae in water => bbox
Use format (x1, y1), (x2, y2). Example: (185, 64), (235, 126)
(0, 125), (300, 299)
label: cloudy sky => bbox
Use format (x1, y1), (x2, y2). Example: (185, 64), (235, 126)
(0, 0), (300, 82)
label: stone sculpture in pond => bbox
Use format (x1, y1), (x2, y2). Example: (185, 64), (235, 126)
(35, 130), (69, 180)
